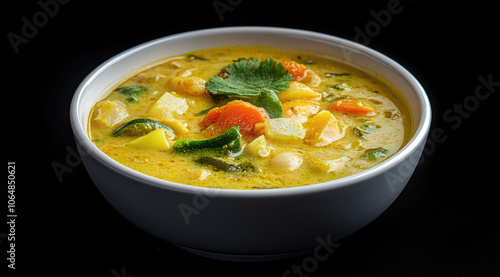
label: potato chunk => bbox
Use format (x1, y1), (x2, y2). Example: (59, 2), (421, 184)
(245, 135), (271, 157)
(305, 110), (345, 146)
(148, 91), (189, 119)
(93, 100), (129, 128)
(127, 128), (170, 150)
(277, 81), (321, 102)
(168, 76), (207, 96)
(264, 118), (305, 141)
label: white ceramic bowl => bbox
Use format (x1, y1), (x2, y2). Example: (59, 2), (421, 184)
(70, 27), (431, 261)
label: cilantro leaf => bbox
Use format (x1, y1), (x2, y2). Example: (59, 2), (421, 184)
(205, 58), (293, 118)
(206, 58), (293, 95)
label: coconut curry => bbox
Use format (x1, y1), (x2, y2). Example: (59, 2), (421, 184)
(89, 46), (411, 189)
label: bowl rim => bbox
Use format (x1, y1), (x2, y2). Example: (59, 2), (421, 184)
(70, 26), (431, 198)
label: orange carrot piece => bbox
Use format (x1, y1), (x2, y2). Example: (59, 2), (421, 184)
(282, 61), (310, 81)
(201, 100), (270, 137)
(328, 98), (376, 117)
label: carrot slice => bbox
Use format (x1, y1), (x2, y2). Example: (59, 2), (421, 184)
(282, 61), (310, 81)
(201, 100), (270, 137)
(328, 98), (376, 117)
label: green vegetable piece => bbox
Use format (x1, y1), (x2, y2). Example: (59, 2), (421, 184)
(118, 85), (147, 102)
(112, 118), (174, 137)
(194, 157), (256, 173)
(173, 126), (242, 156)
(364, 148), (390, 161)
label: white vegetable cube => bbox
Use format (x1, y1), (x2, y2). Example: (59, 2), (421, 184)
(245, 135), (271, 157)
(264, 118), (305, 141)
(93, 100), (129, 128)
(127, 128), (170, 150)
(277, 81), (321, 102)
(148, 91), (189, 119)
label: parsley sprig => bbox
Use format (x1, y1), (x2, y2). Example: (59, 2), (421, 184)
(205, 58), (293, 118)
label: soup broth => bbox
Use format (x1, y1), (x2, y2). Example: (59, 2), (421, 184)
(89, 46), (411, 189)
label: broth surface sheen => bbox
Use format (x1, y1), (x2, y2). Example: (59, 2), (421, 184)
(89, 46), (411, 189)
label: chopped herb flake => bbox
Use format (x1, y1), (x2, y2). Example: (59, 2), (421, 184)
(331, 83), (349, 90)
(364, 148), (390, 161)
(118, 85), (147, 102)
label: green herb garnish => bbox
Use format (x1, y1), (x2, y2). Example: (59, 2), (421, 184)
(205, 58), (294, 118)
(363, 148), (390, 161)
(353, 124), (377, 139)
(118, 85), (147, 102)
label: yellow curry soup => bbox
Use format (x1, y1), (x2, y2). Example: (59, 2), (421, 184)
(88, 46), (412, 189)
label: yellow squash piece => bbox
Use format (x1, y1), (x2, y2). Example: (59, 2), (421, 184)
(277, 81), (321, 102)
(305, 110), (345, 146)
(127, 128), (171, 150)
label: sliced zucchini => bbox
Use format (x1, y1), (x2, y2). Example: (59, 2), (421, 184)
(111, 118), (175, 138)
(173, 126), (242, 156)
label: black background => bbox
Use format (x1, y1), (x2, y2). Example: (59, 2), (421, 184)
(3, 0), (499, 276)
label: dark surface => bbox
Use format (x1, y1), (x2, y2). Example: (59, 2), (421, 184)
(4, 0), (499, 276)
